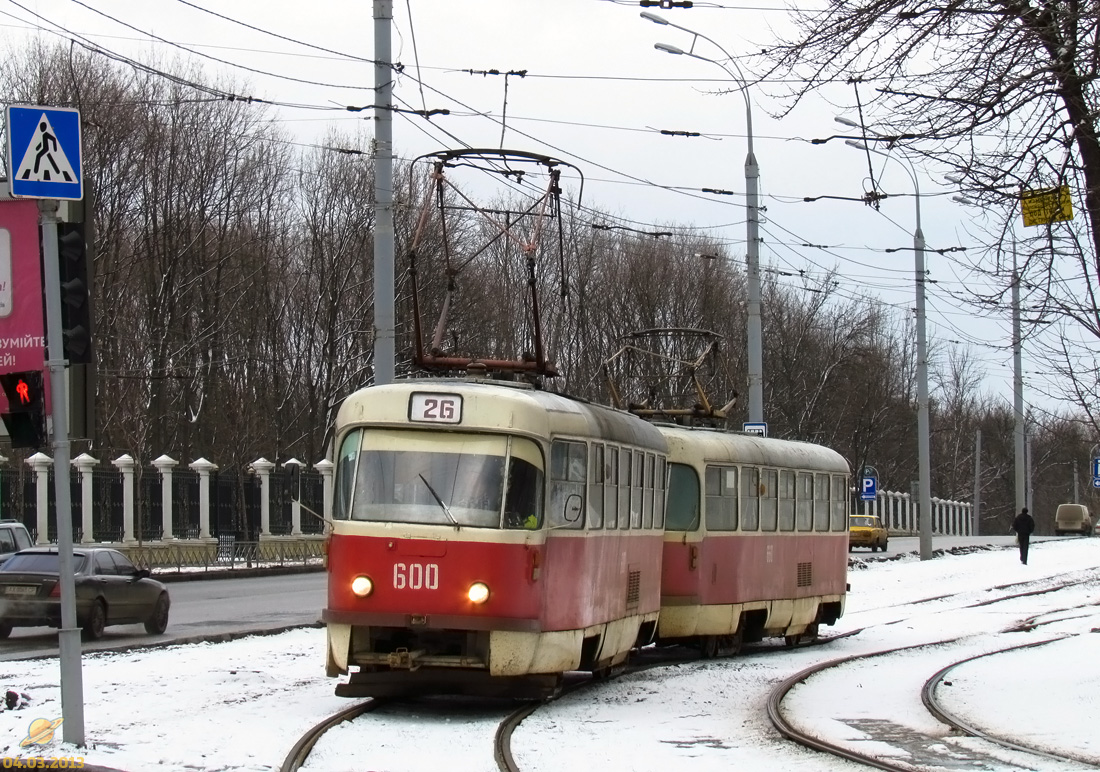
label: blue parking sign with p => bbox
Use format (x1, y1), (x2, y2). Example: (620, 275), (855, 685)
(861, 476), (877, 501)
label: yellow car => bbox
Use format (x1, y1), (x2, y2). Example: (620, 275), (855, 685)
(848, 515), (888, 552)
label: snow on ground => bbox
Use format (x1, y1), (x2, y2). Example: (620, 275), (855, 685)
(0, 539), (1098, 772)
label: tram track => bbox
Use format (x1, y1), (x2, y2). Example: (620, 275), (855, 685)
(494, 632), (852, 771)
(920, 636), (1100, 768)
(768, 630), (1098, 771)
(283, 581), (1098, 771)
(280, 697), (390, 772)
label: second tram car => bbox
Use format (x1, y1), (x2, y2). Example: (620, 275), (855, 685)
(657, 425), (850, 655)
(324, 377), (669, 697)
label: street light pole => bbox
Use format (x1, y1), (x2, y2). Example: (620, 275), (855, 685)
(844, 134), (933, 561)
(643, 12), (763, 425)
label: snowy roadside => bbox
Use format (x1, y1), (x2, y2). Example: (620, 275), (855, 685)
(0, 538), (1096, 772)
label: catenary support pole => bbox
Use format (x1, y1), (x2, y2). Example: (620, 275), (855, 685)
(642, 12), (763, 425)
(1012, 244), (1026, 515)
(373, 0), (396, 385)
(1026, 433), (1033, 514)
(841, 135), (933, 560)
(915, 222), (932, 560)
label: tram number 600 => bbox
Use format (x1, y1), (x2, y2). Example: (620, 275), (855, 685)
(393, 562), (439, 590)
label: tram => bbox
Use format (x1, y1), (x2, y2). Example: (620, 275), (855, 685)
(323, 375), (668, 697)
(656, 425), (850, 656)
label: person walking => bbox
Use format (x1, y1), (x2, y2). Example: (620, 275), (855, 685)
(1012, 507), (1035, 565)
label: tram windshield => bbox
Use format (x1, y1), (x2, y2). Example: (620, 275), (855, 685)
(335, 429), (544, 529)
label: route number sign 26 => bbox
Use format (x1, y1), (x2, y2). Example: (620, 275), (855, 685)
(409, 392), (462, 424)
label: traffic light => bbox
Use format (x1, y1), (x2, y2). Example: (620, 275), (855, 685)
(57, 222), (93, 365)
(0, 370), (47, 448)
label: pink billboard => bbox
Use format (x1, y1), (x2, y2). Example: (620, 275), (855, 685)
(0, 198), (45, 412)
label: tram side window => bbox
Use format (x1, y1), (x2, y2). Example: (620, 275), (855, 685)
(741, 466), (760, 531)
(642, 453), (654, 529)
(831, 475), (847, 531)
(550, 440), (586, 529)
(666, 463), (700, 531)
(587, 444), (604, 530)
(705, 465), (738, 531)
(654, 457), (666, 529)
(604, 446), (619, 529)
(760, 469), (778, 532)
(619, 450), (631, 529)
(779, 470), (796, 532)
(796, 472), (814, 531)
(631, 450), (644, 529)
(504, 452), (544, 530)
(814, 473), (830, 531)
(334, 430), (362, 520)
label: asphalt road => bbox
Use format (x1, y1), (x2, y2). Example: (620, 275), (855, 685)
(848, 533), (1073, 560)
(1, 533), (1086, 662)
(0, 570), (327, 661)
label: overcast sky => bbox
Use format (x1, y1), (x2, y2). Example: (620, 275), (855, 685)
(0, 0), (1073, 415)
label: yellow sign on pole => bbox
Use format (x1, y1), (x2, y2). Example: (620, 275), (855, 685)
(1020, 185), (1073, 227)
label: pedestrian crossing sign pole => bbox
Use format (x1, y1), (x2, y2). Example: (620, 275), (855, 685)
(5, 105), (83, 201)
(4, 102), (86, 746)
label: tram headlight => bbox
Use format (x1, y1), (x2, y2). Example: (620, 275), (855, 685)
(351, 575), (374, 597)
(467, 582), (490, 604)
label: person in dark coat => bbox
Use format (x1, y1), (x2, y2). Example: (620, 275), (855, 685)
(1012, 507), (1035, 564)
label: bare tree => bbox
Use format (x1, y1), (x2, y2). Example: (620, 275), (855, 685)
(764, 1), (1100, 432)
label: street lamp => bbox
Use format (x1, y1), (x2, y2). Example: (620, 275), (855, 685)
(843, 131), (934, 561)
(642, 11), (764, 426)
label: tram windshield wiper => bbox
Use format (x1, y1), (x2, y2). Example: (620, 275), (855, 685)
(418, 473), (459, 528)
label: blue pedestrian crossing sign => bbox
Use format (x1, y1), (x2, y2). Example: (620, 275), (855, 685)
(5, 105), (82, 200)
(1093, 457), (1100, 478)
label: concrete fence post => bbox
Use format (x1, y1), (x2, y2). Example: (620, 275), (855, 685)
(314, 458), (334, 526)
(26, 451), (51, 544)
(282, 457), (303, 535)
(152, 455), (178, 540)
(71, 453), (98, 543)
(249, 457), (275, 537)
(112, 454), (136, 543)
(189, 458), (218, 539)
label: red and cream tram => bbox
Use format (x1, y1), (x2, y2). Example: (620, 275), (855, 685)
(656, 425), (850, 656)
(324, 377), (668, 697)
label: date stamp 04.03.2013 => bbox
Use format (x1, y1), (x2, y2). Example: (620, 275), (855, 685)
(2, 760), (86, 769)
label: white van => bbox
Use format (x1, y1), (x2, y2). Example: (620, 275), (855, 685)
(1054, 504), (1092, 536)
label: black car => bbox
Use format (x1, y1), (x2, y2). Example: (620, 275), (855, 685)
(0, 547), (170, 640)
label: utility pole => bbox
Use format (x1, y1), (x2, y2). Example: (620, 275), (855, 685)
(1026, 433), (1033, 514)
(373, 0), (395, 385)
(915, 222), (933, 560)
(1012, 244), (1026, 516)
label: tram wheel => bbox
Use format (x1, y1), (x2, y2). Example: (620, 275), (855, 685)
(701, 636), (720, 659)
(700, 633), (741, 658)
(785, 623), (819, 647)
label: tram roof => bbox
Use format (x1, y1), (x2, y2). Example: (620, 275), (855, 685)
(336, 378), (668, 451)
(656, 424), (849, 475)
